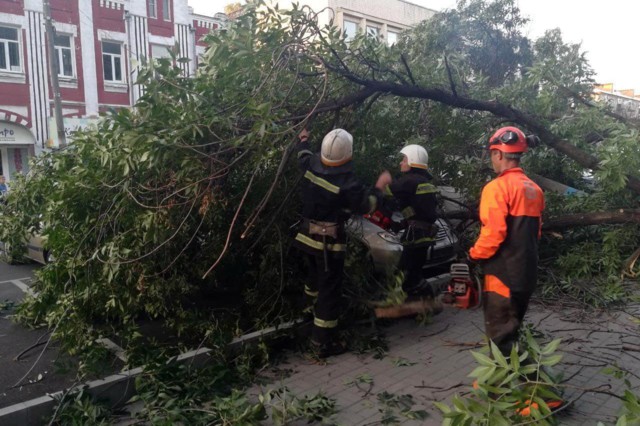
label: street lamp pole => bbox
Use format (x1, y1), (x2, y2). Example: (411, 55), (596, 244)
(43, 0), (67, 149)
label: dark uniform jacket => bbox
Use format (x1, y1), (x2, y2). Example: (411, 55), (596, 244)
(384, 169), (439, 247)
(294, 141), (380, 257)
(469, 168), (545, 294)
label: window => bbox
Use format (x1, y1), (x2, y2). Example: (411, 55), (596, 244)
(54, 34), (74, 77)
(343, 20), (357, 41)
(0, 26), (21, 72)
(102, 41), (123, 83)
(151, 44), (171, 60)
(387, 31), (398, 46)
(148, 0), (157, 18)
(162, 0), (171, 21)
(366, 25), (379, 39)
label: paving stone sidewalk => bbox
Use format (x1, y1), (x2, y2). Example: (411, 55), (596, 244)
(248, 299), (640, 425)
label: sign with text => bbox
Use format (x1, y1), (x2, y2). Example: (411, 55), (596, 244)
(48, 117), (100, 148)
(0, 121), (36, 145)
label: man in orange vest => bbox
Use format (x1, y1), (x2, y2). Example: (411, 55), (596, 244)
(469, 126), (544, 356)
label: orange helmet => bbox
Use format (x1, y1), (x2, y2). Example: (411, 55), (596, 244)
(488, 126), (528, 153)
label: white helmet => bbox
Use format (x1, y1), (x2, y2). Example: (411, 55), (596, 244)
(321, 129), (353, 167)
(400, 144), (428, 169)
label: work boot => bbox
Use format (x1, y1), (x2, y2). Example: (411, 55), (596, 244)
(404, 279), (435, 298)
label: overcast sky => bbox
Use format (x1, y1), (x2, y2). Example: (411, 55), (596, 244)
(188, 0), (640, 90)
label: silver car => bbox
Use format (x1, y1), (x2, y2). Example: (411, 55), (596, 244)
(346, 215), (459, 274)
(0, 233), (51, 265)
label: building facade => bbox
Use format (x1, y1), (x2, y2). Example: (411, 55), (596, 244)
(0, 0), (225, 182)
(594, 84), (640, 120)
(266, 0), (435, 45)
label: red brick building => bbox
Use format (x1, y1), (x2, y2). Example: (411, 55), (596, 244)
(0, 0), (226, 181)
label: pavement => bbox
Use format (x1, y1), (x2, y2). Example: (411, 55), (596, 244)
(248, 297), (640, 425)
(0, 262), (82, 409)
(3, 258), (638, 425)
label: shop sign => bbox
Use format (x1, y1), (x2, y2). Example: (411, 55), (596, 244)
(48, 117), (100, 148)
(0, 127), (16, 142)
(0, 121), (36, 145)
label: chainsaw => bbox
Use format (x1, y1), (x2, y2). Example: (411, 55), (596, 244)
(442, 263), (480, 309)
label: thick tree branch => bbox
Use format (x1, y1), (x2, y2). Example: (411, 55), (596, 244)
(318, 66), (640, 194)
(543, 209), (640, 230)
(442, 207), (640, 231)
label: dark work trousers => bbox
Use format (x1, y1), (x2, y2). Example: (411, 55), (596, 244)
(305, 252), (345, 346)
(483, 289), (533, 356)
(399, 245), (429, 296)
(302, 256), (319, 312)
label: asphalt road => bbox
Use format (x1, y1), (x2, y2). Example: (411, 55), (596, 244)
(0, 261), (79, 409)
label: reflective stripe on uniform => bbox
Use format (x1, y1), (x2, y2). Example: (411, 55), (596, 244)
(295, 233), (346, 252)
(304, 171), (340, 194)
(415, 183), (438, 195)
(314, 317), (338, 328)
(297, 149), (313, 159)
(404, 236), (436, 246)
(402, 206), (416, 219)
(484, 274), (511, 298)
(304, 285), (319, 297)
(384, 185), (393, 196)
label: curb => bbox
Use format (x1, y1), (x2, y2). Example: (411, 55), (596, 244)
(0, 320), (301, 425)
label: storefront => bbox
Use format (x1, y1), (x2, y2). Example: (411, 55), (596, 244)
(0, 121), (35, 183)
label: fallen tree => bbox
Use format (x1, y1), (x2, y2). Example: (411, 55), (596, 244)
(0, 0), (637, 372)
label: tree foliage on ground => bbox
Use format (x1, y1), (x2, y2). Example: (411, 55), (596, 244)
(0, 0), (638, 371)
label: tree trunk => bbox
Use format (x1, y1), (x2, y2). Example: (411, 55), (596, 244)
(543, 209), (640, 230)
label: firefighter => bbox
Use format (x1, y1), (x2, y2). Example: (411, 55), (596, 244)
(469, 126), (545, 356)
(294, 128), (381, 358)
(375, 145), (439, 297)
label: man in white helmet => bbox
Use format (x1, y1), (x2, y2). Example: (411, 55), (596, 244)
(294, 128), (382, 358)
(376, 144), (439, 298)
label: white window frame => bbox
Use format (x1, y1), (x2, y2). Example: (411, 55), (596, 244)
(162, 0), (171, 21)
(343, 19), (358, 41)
(102, 41), (124, 83)
(148, 0), (157, 19)
(0, 25), (22, 73)
(54, 33), (75, 79)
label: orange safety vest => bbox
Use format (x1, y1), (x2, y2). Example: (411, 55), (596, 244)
(469, 168), (544, 295)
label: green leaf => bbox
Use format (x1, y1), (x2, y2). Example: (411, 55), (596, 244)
(471, 351), (495, 367)
(490, 341), (509, 369)
(469, 366), (489, 379)
(540, 354), (563, 367)
(510, 345), (520, 371)
(541, 338), (561, 356)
